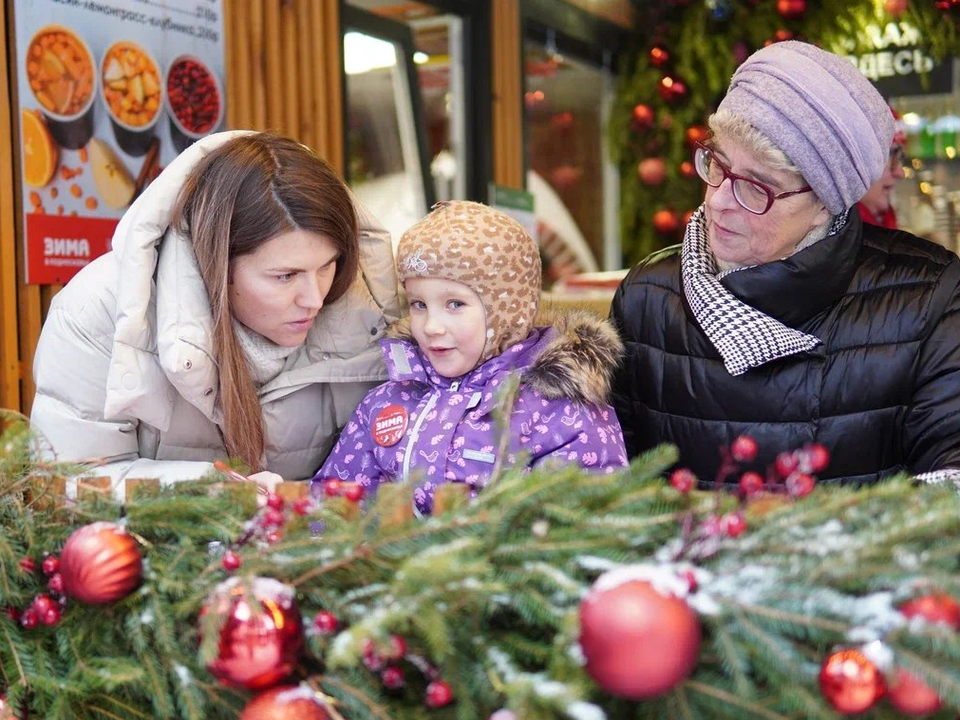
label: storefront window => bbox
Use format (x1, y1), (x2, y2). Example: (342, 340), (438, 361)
(343, 21), (430, 248)
(523, 36), (618, 281)
(891, 77), (960, 255)
(343, 1), (473, 247)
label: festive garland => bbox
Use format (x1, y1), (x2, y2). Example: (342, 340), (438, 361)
(612, 0), (960, 266)
(4, 407), (960, 719)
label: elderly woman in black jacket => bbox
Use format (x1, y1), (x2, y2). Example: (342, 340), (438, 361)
(610, 41), (960, 486)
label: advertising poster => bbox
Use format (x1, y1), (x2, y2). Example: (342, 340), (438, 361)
(14, 0), (226, 284)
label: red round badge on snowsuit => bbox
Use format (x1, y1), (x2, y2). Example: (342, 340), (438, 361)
(373, 404), (408, 447)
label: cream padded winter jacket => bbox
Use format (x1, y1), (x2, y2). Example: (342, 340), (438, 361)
(31, 131), (401, 488)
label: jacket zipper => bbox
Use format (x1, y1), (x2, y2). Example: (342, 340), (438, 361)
(401, 380), (459, 482)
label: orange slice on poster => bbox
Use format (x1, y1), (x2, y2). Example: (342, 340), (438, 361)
(22, 109), (58, 187)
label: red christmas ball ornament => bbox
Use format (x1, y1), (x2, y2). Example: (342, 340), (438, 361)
(239, 685), (329, 720)
(202, 577), (305, 690)
(649, 46), (671, 67)
(679, 160), (696, 179)
(222, 550), (242, 571)
(681, 209), (695, 228)
(818, 648), (885, 714)
(765, 29), (795, 46)
(652, 209), (680, 235)
(658, 76), (687, 104)
(900, 593), (960, 629)
(579, 568), (701, 698)
(776, 0), (806, 19)
(41, 556), (59, 576)
(40, 605), (61, 626)
(32, 594), (55, 616)
(884, 0), (909, 16)
(60, 522), (143, 605)
(425, 679), (454, 708)
(631, 104), (655, 130)
(20, 608), (38, 629)
(888, 667), (942, 716)
(684, 125), (709, 149)
(637, 158), (667, 186)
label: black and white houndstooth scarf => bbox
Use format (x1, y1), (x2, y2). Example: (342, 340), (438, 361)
(681, 206), (846, 376)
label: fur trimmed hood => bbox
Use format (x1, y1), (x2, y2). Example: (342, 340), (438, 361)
(386, 310), (623, 406)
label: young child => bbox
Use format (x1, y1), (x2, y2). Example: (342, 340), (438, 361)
(312, 201), (627, 514)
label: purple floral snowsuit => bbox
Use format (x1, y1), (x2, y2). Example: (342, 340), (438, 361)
(312, 321), (628, 515)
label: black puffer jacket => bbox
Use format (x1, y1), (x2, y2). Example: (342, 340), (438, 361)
(610, 212), (960, 485)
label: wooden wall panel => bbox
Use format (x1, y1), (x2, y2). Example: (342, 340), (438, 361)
(0, 0), (21, 412)
(2, 0), (346, 415)
(224, 0), (342, 168)
(491, 0), (524, 189)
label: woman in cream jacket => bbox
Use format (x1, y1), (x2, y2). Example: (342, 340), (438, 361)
(31, 131), (400, 490)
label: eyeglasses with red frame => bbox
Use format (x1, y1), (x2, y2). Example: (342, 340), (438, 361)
(693, 142), (813, 215)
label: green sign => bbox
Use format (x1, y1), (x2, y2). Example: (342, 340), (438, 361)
(488, 183), (534, 213)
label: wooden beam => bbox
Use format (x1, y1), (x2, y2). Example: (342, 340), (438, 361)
(0, 0), (21, 411)
(281, 0), (300, 139)
(319, 0), (343, 172)
(296, 0), (318, 149)
(491, 0), (524, 188)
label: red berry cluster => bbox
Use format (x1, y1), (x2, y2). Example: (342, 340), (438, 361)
(8, 554), (66, 629)
(773, 443), (829, 498)
(669, 436), (831, 547)
(359, 634), (453, 708)
(220, 492), (317, 572)
(321, 479), (365, 504)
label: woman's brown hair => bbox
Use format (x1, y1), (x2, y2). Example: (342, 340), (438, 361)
(170, 132), (360, 471)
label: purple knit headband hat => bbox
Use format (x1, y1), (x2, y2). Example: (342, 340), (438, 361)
(717, 41), (894, 215)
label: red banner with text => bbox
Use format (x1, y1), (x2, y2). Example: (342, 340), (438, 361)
(25, 214), (116, 285)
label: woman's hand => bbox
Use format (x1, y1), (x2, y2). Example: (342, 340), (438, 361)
(248, 470), (285, 496)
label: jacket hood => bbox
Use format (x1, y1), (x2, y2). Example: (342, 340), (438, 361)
(385, 310), (623, 405)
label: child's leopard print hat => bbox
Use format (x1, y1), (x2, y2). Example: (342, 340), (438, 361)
(397, 200), (542, 364)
